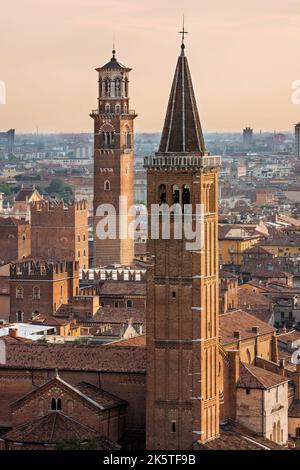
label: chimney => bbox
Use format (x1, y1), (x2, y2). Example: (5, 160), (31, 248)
(9, 328), (18, 338)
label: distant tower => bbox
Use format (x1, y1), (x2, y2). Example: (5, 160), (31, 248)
(145, 34), (220, 449)
(243, 127), (253, 146)
(91, 49), (137, 267)
(295, 123), (300, 157)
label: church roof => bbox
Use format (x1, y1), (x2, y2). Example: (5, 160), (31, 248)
(3, 412), (117, 447)
(158, 44), (206, 155)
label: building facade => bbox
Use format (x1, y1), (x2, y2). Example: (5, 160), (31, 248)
(9, 260), (79, 323)
(91, 50), (137, 267)
(31, 200), (89, 269)
(145, 40), (220, 449)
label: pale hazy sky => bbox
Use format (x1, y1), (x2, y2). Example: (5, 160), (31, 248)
(1, 0), (300, 133)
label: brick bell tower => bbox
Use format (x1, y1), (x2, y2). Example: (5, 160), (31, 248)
(145, 33), (221, 450)
(91, 49), (137, 268)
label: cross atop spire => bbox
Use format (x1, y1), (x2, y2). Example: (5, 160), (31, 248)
(179, 16), (188, 55)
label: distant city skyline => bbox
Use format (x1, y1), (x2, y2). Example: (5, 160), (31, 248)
(1, 0), (300, 133)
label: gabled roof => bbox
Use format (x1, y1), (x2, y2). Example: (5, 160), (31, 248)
(158, 44), (206, 155)
(15, 187), (41, 202)
(237, 362), (288, 390)
(12, 376), (127, 412)
(220, 309), (275, 345)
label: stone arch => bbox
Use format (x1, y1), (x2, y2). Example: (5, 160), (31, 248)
(182, 184), (190, 205)
(172, 184), (180, 204)
(159, 184), (167, 204)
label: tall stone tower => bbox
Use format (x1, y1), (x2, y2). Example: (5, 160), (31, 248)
(91, 50), (137, 267)
(145, 37), (221, 450)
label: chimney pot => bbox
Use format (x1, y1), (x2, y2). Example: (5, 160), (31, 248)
(9, 328), (18, 338)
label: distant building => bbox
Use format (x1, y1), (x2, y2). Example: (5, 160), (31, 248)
(9, 259), (79, 323)
(31, 199), (89, 269)
(243, 127), (253, 146)
(13, 186), (43, 221)
(256, 189), (276, 206)
(0, 217), (30, 265)
(295, 123), (300, 157)
(0, 129), (15, 155)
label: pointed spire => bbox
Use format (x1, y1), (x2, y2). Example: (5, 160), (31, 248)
(158, 28), (206, 156)
(112, 34), (116, 59)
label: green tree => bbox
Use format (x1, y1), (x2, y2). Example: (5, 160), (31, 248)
(45, 178), (74, 203)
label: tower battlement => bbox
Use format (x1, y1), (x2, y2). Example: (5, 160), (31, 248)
(31, 199), (87, 215)
(10, 259), (79, 280)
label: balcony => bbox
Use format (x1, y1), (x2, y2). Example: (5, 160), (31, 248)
(90, 109), (136, 116)
(144, 154), (221, 170)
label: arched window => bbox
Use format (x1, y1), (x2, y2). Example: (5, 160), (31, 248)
(273, 422), (277, 442)
(159, 184), (167, 205)
(115, 104), (120, 114)
(182, 185), (190, 205)
(16, 286), (23, 299)
(115, 78), (121, 97)
(123, 104), (127, 114)
(16, 311), (23, 322)
(172, 185), (180, 204)
(124, 126), (131, 148)
(105, 103), (111, 113)
(104, 180), (111, 191)
(277, 421), (281, 443)
(126, 300), (133, 308)
(105, 79), (111, 97)
(51, 397), (62, 411)
(33, 286), (40, 300)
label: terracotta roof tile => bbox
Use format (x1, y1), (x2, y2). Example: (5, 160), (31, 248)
(99, 281), (146, 296)
(197, 422), (285, 450)
(237, 363), (288, 389)
(220, 309), (275, 345)
(107, 335), (146, 347)
(3, 412), (117, 448)
(4, 342), (146, 373)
